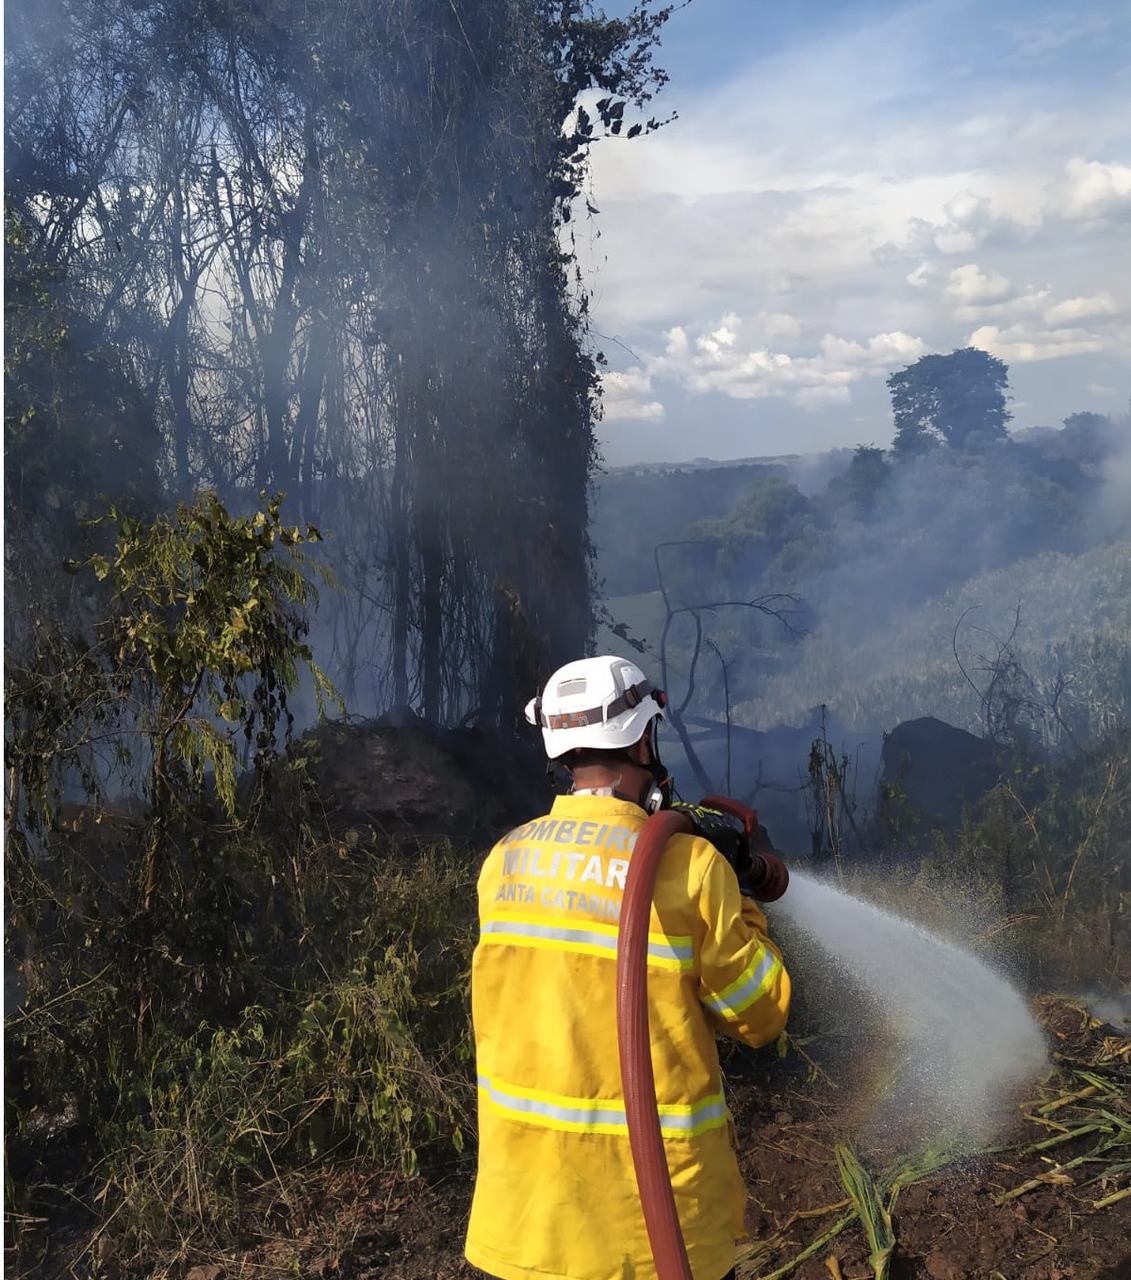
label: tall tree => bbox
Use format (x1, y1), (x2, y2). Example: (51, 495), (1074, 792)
(888, 347), (1012, 456)
(5, 0), (675, 724)
(4, 208), (160, 651)
(826, 444), (890, 521)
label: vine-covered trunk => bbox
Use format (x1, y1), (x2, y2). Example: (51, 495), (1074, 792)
(6, 0), (676, 724)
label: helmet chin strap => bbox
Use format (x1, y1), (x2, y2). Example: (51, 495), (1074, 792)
(632, 723), (673, 814)
(640, 758), (672, 814)
(609, 776), (665, 814)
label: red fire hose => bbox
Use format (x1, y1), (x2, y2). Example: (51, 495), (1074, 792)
(616, 804), (790, 1280)
(616, 808), (696, 1280)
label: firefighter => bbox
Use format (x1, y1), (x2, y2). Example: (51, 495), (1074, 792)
(464, 655), (791, 1280)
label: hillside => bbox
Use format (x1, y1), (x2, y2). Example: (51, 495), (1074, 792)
(740, 538), (1131, 734)
(596, 425), (1131, 749)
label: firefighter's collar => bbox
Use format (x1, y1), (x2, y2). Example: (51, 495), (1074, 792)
(550, 793), (647, 819)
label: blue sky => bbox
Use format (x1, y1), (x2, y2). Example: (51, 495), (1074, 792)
(580, 0), (1131, 464)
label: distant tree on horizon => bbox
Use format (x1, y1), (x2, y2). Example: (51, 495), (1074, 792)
(825, 444), (890, 520)
(888, 347), (1012, 457)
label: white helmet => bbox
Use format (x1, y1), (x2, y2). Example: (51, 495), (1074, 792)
(525, 656), (667, 760)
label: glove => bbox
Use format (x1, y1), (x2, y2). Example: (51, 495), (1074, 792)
(672, 799), (790, 903)
(671, 802), (751, 876)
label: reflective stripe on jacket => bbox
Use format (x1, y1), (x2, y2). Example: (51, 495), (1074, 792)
(464, 794), (791, 1280)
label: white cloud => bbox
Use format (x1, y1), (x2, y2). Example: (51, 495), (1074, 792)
(796, 384), (852, 408)
(651, 315), (923, 408)
(697, 317), (740, 356)
(950, 287), (1050, 325)
(1043, 292), (1120, 324)
(900, 186), (1037, 258)
(665, 326), (689, 356)
(945, 189), (994, 228)
(768, 273), (807, 297)
(970, 323), (1107, 363)
(819, 331), (926, 367)
(925, 189), (1030, 254)
(690, 310), (804, 352)
(601, 369), (665, 422)
(932, 228), (980, 254)
(1057, 157), (1131, 221)
(759, 311), (804, 340)
(961, 287), (1124, 363)
(576, 0), (1131, 460)
(946, 263), (1014, 303)
(606, 400), (665, 422)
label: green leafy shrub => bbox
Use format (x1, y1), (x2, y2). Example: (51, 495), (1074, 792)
(4, 496), (478, 1272)
(6, 817), (478, 1270)
(78, 844), (476, 1267)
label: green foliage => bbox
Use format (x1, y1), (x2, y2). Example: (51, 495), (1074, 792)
(4, 491), (372, 1271)
(90, 490), (335, 811)
(4, 208), (65, 389)
(6, 0), (678, 724)
(595, 396), (1119, 678)
(835, 1145), (894, 1280)
(1057, 411), (1129, 468)
(6, 825), (477, 1270)
(592, 357), (1128, 754)
(888, 347), (1011, 455)
(592, 462), (788, 596)
(3, 210), (156, 487)
(825, 445), (891, 522)
(114, 849), (475, 1243)
(3, 3), (679, 1267)
(6, 492), (334, 843)
(690, 474), (826, 593)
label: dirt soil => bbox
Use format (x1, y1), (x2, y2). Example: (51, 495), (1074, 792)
(223, 996), (1129, 1280)
(727, 996), (1130, 1280)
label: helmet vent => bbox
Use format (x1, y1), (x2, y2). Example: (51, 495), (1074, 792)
(557, 677), (588, 698)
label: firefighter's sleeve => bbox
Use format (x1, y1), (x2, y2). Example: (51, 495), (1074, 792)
(695, 846), (791, 1046)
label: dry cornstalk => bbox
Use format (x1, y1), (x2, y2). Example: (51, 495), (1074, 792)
(1037, 1084), (1100, 1115)
(995, 1153), (1093, 1204)
(1093, 1185), (1131, 1210)
(753, 1211), (857, 1280)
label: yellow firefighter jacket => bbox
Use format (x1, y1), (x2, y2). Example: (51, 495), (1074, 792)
(464, 793), (791, 1280)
